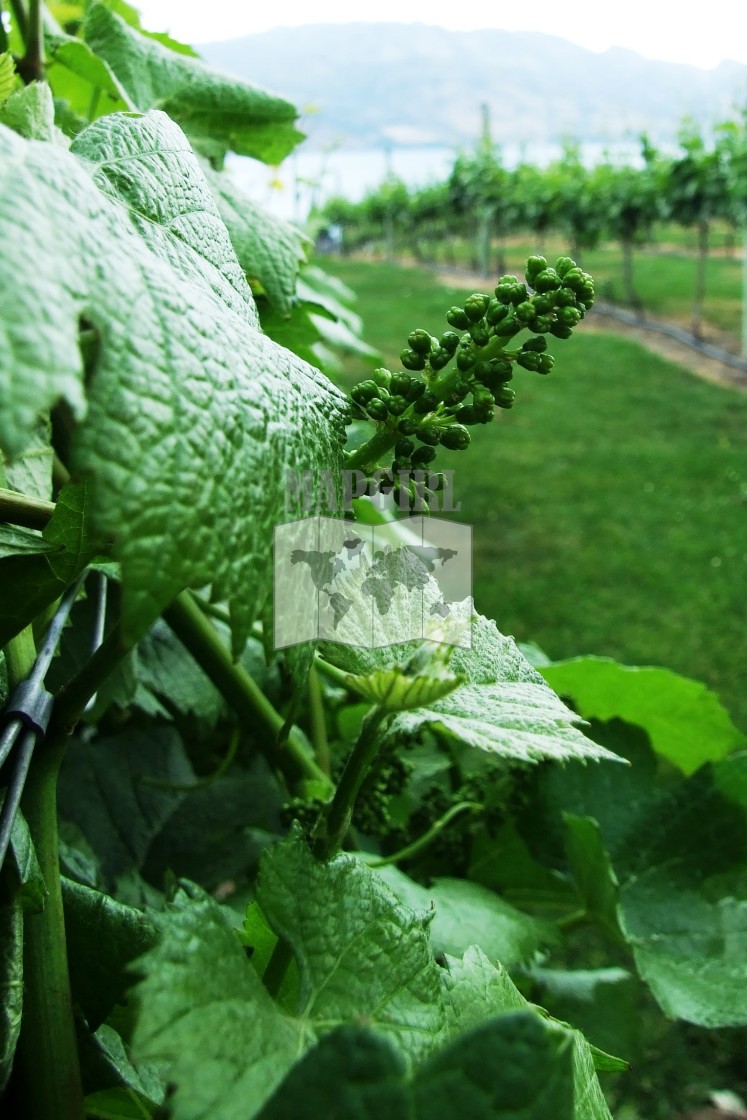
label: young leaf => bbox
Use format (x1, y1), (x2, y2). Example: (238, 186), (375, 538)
(343, 663), (464, 712)
(541, 656), (745, 774)
(0, 53), (16, 106)
(0, 114), (347, 646)
(84, 4), (303, 164)
(0, 523), (60, 559)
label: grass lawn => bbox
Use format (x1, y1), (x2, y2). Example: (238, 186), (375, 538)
(323, 258), (747, 731)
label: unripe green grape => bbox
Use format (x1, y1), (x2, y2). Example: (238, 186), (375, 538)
(456, 348), (476, 371)
(413, 391), (440, 414)
(429, 347), (451, 370)
(417, 421), (442, 446)
(522, 336), (547, 353)
(525, 254), (547, 285)
(515, 301), (536, 323)
(366, 398), (388, 421)
(395, 437), (416, 458)
(439, 330), (461, 353)
(555, 256), (576, 276)
(446, 306), (470, 329)
(464, 293), (489, 321)
(440, 424), (471, 450)
(494, 385), (516, 408)
(412, 443), (438, 465)
(373, 368), (392, 388)
(387, 394), (409, 416)
(550, 322), (573, 339)
(533, 268), (562, 293)
(537, 353), (555, 374)
(401, 348), (426, 371)
(407, 328), (433, 355)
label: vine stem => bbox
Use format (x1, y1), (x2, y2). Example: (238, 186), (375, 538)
(365, 801), (482, 868)
(16, 0), (43, 83)
(0, 487), (56, 530)
(162, 591), (330, 792)
(312, 706), (391, 861)
(344, 428), (399, 473)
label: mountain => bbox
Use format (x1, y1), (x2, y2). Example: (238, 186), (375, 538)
(198, 23), (747, 152)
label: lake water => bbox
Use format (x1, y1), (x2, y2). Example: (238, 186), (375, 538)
(228, 139), (643, 225)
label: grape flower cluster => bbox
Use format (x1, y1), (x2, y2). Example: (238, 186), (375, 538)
(347, 255), (594, 506)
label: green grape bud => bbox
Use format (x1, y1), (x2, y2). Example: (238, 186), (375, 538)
(456, 347), (476, 371)
(455, 405), (477, 425)
(446, 379), (470, 404)
(550, 322), (573, 340)
(537, 354), (555, 374)
(522, 336), (548, 353)
(412, 444), (437, 465)
(387, 394), (409, 416)
(367, 398), (388, 421)
(464, 293), (489, 321)
(472, 386), (494, 407)
(407, 328), (433, 355)
(554, 256), (576, 276)
(469, 324), (490, 347)
(494, 385), (516, 409)
(389, 372), (412, 396)
(417, 421), (442, 445)
(494, 282), (515, 306)
(478, 357), (514, 384)
(509, 283), (529, 306)
(446, 306), (470, 329)
(525, 255), (548, 285)
(486, 298), (509, 325)
(429, 347), (451, 371)
(397, 417), (418, 435)
(533, 294), (556, 314)
(351, 379), (379, 403)
(557, 306), (581, 327)
(440, 424), (471, 450)
(429, 473), (447, 493)
(395, 437), (416, 458)
(515, 301), (536, 323)
(498, 274), (518, 285)
(533, 269), (562, 293)
(561, 267), (585, 292)
(555, 288), (576, 307)
(400, 348), (426, 371)
(492, 314), (519, 337)
(473, 399), (495, 423)
(532, 315), (553, 333)
(406, 380), (426, 401)
(439, 330), (461, 353)
(516, 351), (539, 371)
(413, 391), (439, 414)
(373, 368), (392, 388)
(392, 457), (413, 473)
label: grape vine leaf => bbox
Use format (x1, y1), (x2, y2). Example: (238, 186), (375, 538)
(0, 881), (23, 1094)
(202, 165), (309, 316)
(0, 113), (346, 645)
(0, 80), (59, 142)
(323, 614), (622, 765)
(84, 4), (303, 164)
(536, 724), (747, 1026)
(540, 656), (745, 774)
(0, 524), (60, 559)
(0, 53), (16, 106)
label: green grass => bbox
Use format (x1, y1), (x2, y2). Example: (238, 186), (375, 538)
(325, 258), (747, 731)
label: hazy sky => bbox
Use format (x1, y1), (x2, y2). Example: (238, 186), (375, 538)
(137, 0), (747, 69)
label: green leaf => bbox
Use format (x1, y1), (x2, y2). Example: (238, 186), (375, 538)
(373, 865), (557, 968)
(58, 723), (195, 887)
(3, 419), (54, 498)
(0, 80), (58, 141)
(10, 809), (47, 912)
(84, 4), (303, 164)
(0, 523), (61, 559)
(256, 829), (448, 1062)
(45, 16), (133, 121)
(541, 656), (745, 775)
(326, 615), (622, 765)
(133, 620), (225, 725)
(0, 112), (346, 645)
(203, 166), (308, 316)
(63, 879), (157, 1030)
(344, 662), (464, 712)
(0, 875), (23, 1093)
(85, 1087), (156, 1119)
(530, 969), (639, 1070)
(80, 1020), (165, 1111)
(0, 478), (96, 647)
(0, 53), (16, 106)
(562, 814), (621, 939)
